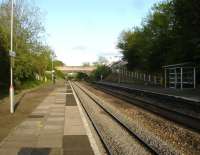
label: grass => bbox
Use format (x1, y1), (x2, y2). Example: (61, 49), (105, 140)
(18, 80), (49, 90)
(0, 80), (52, 101)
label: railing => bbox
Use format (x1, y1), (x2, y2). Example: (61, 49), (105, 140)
(111, 68), (163, 86)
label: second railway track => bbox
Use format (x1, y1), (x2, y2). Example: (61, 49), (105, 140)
(70, 81), (200, 155)
(93, 82), (200, 131)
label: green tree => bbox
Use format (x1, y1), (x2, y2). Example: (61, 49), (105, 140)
(117, 1), (175, 72)
(172, 0), (200, 64)
(82, 62), (90, 67)
(93, 56), (108, 66)
(0, 0), (63, 90)
(90, 65), (111, 81)
(76, 72), (89, 80)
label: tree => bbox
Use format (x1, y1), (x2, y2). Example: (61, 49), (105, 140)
(0, 2), (11, 88)
(117, 1), (176, 72)
(54, 60), (65, 67)
(93, 56), (108, 66)
(117, 0), (200, 74)
(76, 72), (88, 80)
(82, 62), (90, 67)
(90, 65), (111, 81)
(172, 0), (200, 64)
(0, 0), (62, 90)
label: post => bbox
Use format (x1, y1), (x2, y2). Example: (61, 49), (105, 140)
(174, 69), (177, 89)
(10, 0), (14, 114)
(118, 69), (120, 83)
(164, 69), (167, 88)
(194, 67), (196, 89)
(100, 74), (103, 81)
(122, 68), (124, 82)
(180, 67), (183, 90)
(52, 54), (54, 83)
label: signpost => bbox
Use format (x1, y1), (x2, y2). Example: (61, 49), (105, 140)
(10, 0), (14, 114)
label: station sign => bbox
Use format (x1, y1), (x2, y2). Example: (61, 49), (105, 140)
(9, 51), (16, 57)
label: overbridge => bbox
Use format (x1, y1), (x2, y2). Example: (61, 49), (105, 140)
(56, 66), (96, 74)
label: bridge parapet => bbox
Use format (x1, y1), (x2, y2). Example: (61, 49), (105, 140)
(56, 66), (96, 73)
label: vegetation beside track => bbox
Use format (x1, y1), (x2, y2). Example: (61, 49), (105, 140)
(0, 1), (65, 98)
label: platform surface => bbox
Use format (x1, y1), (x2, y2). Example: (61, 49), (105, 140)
(0, 84), (94, 155)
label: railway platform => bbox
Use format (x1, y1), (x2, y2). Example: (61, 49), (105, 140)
(0, 82), (97, 155)
(98, 81), (200, 102)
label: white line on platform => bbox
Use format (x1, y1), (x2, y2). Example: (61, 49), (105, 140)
(56, 92), (72, 95)
(70, 82), (101, 155)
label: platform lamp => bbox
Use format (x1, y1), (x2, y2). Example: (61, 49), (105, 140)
(51, 53), (55, 83)
(9, 0), (16, 114)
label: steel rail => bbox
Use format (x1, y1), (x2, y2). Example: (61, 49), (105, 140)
(71, 82), (157, 155)
(93, 82), (200, 131)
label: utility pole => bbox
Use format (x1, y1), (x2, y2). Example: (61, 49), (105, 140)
(52, 54), (54, 83)
(9, 0), (15, 114)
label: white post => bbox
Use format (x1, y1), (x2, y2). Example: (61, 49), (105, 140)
(125, 68), (127, 81)
(51, 53), (54, 82)
(121, 68), (123, 82)
(180, 67), (183, 90)
(10, 0), (14, 114)
(174, 69), (177, 89)
(119, 69), (120, 83)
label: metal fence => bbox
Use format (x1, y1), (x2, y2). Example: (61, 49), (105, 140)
(112, 68), (163, 86)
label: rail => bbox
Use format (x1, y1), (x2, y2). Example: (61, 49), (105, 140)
(93, 82), (200, 131)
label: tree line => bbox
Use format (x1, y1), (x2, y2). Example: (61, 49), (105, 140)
(0, 0), (63, 91)
(117, 0), (200, 73)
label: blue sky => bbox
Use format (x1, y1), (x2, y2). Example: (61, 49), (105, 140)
(35, 0), (161, 65)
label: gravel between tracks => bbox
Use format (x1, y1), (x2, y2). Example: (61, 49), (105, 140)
(72, 82), (153, 155)
(79, 82), (200, 155)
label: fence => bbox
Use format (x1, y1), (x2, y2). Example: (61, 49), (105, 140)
(112, 68), (163, 86)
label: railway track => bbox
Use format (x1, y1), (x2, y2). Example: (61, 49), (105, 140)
(71, 82), (155, 155)
(70, 81), (200, 155)
(93, 82), (200, 131)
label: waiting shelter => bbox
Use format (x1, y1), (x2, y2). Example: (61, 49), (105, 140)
(163, 63), (196, 89)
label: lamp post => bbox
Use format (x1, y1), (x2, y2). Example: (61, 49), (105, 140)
(51, 54), (54, 83)
(9, 0), (15, 114)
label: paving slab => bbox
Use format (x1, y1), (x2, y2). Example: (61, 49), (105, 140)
(64, 106), (86, 135)
(0, 84), (96, 155)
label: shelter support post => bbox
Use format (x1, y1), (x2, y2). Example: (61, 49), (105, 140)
(194, 67), (196, 89)
(180, 67), (183, 90)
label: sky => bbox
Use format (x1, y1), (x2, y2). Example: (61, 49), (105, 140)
(35, 0), (161, 66)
